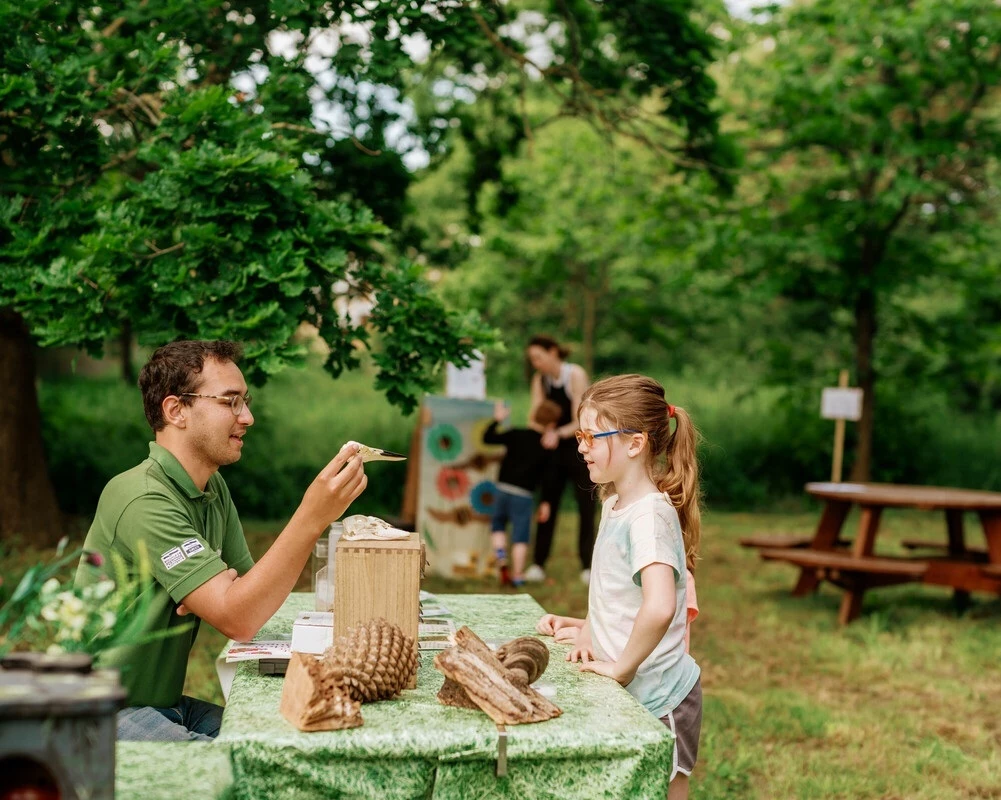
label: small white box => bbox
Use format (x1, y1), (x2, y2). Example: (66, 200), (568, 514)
(291, 611), (334, 654)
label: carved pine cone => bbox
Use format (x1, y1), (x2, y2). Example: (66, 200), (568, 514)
(323, 617), (418, 703)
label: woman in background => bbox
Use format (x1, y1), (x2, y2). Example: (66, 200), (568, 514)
(524, 335), (595, 584)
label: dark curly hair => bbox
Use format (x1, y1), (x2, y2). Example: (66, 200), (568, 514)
(138, 340), (243, 431)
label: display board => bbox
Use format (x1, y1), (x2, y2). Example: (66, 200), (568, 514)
(417, 396), (504, 578)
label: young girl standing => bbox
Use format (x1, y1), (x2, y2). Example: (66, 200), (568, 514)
(536, 374), (702, 800)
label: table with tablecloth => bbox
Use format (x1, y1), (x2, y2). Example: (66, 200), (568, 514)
(212, 592), (673, 800)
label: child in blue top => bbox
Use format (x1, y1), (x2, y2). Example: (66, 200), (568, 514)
(536, 374), (703, 800)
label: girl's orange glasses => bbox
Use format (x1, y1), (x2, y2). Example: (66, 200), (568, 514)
(574, 429), (639, 447)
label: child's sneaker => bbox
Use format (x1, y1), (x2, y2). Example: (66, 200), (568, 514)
(524, 564), (546, 583)
(511, 578), (526, 588)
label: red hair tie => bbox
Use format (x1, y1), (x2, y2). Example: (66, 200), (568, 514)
(667, 404), (676, 419)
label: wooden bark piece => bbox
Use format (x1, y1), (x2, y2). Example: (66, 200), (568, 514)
(280, 618), (418, 732)
(434, 627), (561, 725)
(437, 634), (551, 706)
(279, 653), (363, 731)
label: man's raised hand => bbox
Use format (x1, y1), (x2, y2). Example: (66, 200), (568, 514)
(301, 442), (367, 529)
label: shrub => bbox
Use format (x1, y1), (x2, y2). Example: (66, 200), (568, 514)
(37, 361), (1001, 522)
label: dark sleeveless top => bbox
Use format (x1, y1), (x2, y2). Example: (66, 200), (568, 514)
(541, 362), (575, 428)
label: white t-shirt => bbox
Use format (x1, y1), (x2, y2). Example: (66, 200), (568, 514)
(588, 492), (700, 717)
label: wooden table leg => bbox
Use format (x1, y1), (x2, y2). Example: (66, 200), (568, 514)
(838, 578), (867, 625)
(980, 511), (1001, 564)
(837, 505), (882, 624)
(946, 509), (971, 611)
(793, 500), (851, 597)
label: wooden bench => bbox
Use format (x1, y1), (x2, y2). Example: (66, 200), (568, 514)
(760, 546), (930, 624)
(763, 483), (1001, 623)
(900, 538), (987, 559)
(740, 533), (848, 549)
(980, 563), (1001, 579)
(921, 561), (1001, 594)
(759, 547), (929, 580)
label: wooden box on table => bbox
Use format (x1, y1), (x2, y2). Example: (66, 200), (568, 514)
(333, 533), (424, 688)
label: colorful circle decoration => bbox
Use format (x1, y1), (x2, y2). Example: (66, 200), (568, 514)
(436, 467), (470, 500)
(470, 481), (498, 514)
(427, 423), (463, 462)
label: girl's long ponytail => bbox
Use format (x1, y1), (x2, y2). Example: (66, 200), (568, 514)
(656, 406), (701, 573)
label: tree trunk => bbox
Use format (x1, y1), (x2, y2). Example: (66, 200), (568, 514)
(850, 284), (876, 482)
(0, 310), (65, 545)
(580, 288), (596, 378)
(120, 320), (134, 384)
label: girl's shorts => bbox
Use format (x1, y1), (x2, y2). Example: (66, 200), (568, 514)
(659, 678), (702, 780)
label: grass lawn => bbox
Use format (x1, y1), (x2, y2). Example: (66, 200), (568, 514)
(7, 508), (1001, 799)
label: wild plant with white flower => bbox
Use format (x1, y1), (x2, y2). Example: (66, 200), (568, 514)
(1, 538), (188, 659)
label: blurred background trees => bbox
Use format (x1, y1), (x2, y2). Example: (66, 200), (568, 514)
(727, 0), (1001, 480)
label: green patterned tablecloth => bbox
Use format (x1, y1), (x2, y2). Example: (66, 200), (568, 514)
(116, 742), (234, 799)
(217, 593), (673, 800)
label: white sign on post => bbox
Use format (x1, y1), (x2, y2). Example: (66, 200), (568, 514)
(822, 372), (862, 483)
(445, 351), (486, 400)
(821, 388), (863, 421)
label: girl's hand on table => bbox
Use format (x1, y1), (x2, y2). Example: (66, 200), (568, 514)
(554, 626), (578, 643)
(579, 659), (634, 686)
(536, 613), (584, 636)
(536, 613), (559, 635)
(567, 623), (594, 663)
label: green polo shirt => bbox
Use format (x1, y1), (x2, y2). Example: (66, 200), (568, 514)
(76, 442), (255, 708)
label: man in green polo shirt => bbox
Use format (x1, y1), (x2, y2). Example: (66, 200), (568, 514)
(76, 340), (367, 741)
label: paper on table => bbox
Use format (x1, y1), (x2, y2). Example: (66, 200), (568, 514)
(419, 621), (455, 636)
(225, 640), (292, 663)
(418, 618), (457, 652)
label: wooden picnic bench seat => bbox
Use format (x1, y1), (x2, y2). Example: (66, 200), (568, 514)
(759, 547), (928, 580)
(740, 533), (849, 549)
(900, 538), (987, 558)
(740, 533), (813, 549)
(980, 563), (1001, 579)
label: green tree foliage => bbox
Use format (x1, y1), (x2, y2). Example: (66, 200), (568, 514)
(727, 0), (1001, 479)
(0, 0), (743, 399)
(0, 0), (491, 543)
(428, 119), (726, 379)
(398, 0), (737, 241)
(0, 0), (492, 403)
(0, 0), (735, 540)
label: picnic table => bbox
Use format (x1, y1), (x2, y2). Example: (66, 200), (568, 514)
(116, 592), (674, 800)
(741, 482), (1001, 624)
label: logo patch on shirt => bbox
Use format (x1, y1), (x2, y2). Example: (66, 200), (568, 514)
(181, 538), (205, 557)
(161, 547), (186, 570)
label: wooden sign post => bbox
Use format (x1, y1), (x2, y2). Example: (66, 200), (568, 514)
(820, 370), (863, 482)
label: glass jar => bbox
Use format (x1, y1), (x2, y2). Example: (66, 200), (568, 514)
(313, 522), (343, 612)
(312, 536), (329, 611)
